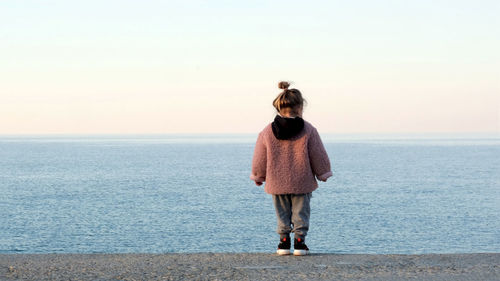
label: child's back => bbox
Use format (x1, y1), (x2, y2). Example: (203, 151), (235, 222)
(251, 120), (332, 195)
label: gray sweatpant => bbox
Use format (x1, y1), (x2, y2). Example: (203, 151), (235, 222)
(272, 193), (311, 240)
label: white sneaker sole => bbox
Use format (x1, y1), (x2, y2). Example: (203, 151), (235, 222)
(293, 249), (309, 256)
(276, 249), (291, 255)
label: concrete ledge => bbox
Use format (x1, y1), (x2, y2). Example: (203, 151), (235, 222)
(1, 253), (499, 280)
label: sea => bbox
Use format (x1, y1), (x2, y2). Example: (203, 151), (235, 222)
(0, 134), (499, 254)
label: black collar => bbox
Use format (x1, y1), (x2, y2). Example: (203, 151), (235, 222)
(271, 115), (305, 140)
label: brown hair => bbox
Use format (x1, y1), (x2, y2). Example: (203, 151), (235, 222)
(273, 81), (305, 115)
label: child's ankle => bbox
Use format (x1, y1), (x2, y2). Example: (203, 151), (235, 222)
(280, 234), (290, 239)
(294, 236), (305, 241)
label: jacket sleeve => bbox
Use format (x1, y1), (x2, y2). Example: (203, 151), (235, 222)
(250, 132), (267, 182)
(308, 128), (333, 181)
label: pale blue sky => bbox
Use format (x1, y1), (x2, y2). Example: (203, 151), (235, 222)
(1, 0), (498, 134)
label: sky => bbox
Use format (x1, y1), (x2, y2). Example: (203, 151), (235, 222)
(0, 0), (498, 134)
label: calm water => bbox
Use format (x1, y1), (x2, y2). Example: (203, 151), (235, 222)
(1, 134), (499, 254)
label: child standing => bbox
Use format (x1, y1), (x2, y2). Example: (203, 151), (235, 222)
(250, 81), (333, 256)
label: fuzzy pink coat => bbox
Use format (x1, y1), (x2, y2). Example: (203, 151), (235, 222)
(250, 121), (332, 195)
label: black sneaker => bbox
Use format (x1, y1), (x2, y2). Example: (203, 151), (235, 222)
(276, 235), (291, 255)
(293, 237), (309, 256)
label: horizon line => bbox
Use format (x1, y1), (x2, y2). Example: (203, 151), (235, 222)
(0, 132), (498, 138)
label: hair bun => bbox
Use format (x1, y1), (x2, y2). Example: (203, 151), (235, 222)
(278, 81), (290, 90)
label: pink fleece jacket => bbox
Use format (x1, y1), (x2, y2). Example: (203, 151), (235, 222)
(250, 121), (332, 195)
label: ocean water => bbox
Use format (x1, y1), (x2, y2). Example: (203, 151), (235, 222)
(0, 134), (499, 254)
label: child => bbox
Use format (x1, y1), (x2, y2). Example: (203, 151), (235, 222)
(250, 81), (332, 256)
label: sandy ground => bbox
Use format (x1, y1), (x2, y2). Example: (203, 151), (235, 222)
(1, 253), (498, 281)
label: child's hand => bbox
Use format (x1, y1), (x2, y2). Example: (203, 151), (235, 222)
(255, 181), (263, 186)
